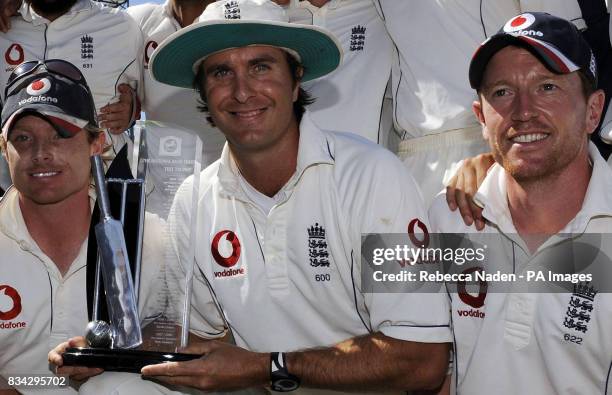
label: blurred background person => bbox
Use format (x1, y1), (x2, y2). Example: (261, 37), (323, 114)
(0, 0), (143, 192)
(127, 0), (226, 167)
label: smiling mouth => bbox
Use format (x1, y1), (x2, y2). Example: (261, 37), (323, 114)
(30, 171), (60, 178)
(511, 133), (549, 143)
(231, 108), (266, 118)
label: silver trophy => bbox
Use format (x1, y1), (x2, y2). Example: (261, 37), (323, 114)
(63, 121), (204, 371)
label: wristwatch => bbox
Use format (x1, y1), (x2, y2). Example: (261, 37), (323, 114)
(270, 352), (300, 392)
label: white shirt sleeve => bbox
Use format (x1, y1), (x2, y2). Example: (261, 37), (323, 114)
(119, 17), (145, 103)
(343, 145), (452, 343)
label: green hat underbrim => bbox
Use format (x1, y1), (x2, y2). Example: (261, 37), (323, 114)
(150, 20), (342, 89)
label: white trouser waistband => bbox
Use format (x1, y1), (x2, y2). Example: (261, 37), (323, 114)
(398, 125), (484, 157)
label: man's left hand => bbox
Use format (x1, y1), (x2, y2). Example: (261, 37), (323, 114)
(0, 0), (21, 33)
(141, 340), (269, 391)
(48, 337), (104, 381)
(445, 153), (494, 230)
(98, 84), (140, 134)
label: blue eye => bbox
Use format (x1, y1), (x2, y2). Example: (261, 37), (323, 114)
(492, 88), (508, 97)
(11, 134), (30, 143)
(253, 63), (270, 72)
(214, 69), (230, 78)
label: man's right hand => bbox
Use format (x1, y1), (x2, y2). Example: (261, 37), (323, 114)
(48, 337), (104, 382)
(0, 0), (21, 33)
(445, 153), (495, 231)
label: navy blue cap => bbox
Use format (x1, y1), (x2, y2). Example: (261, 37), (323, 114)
(1, 60), (97, 139)
(469, 12), (597, 90)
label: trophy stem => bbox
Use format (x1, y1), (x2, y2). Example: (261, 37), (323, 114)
(120, 182), (128, 224)
(92, 156), (113, 220)
(180, 137), (203, 348)
(134, 171), (147, 303)
(92, 254), (102, 321)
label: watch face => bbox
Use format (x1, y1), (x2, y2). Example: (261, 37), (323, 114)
(272, 378), (300, 392)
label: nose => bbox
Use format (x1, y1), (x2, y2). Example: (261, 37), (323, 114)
(232, 72), (255, 103)
(511, 90), (538, 122)
(31, 138), (54, 163)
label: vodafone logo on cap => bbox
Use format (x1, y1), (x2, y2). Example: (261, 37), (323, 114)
(26, 78), (52, 96)
(0, 285), (22, 321)
(4, 43), (24, 66)
(504, 13), (536, 33)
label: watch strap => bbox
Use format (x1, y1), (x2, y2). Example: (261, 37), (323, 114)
(270, 352), (300, 392)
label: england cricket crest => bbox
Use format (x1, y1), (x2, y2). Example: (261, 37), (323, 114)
(563, 282), (597, 334)
(350, 25), (366, 52)
(224, 1), (240, 19)
(81, 35), (94, 60)
(308, 223), (330, 268)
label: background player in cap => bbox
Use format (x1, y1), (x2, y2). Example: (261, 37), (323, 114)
(0, 59), (106, 393)
(429, 12), (612, 394)
(61, 0), (451, 393)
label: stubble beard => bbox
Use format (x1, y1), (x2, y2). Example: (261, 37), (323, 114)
(495, 134), (585, 185)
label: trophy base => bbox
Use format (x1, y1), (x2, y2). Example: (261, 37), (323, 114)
(62, 347), (199, 373)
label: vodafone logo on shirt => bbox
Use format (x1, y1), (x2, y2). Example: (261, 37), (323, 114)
(211, 230), (245, 278)
(456, 267), (487, 319)
(4, 43), (25, 66)
(0, 285), (26, 329)
(408, 218), (430, 248)
(144, 40), (158, 67)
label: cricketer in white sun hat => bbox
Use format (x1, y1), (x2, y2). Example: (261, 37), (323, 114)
(150, 0), (343, 89)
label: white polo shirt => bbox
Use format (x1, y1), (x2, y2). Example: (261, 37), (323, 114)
(0, 187), (89, 395)
(428, 143), (612, 394)
(297, 0), (392, 142)
(0, 186), (165, 394)
(0, 0), (144, 155)
(167, 111), (451, 377)
(126, 2), (226, 167)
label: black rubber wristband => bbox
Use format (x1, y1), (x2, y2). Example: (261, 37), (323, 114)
(270, 352), (300, 392)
